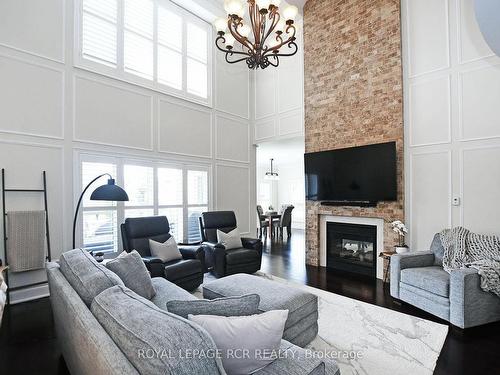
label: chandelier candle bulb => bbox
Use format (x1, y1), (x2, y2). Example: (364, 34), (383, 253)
(214, 18), (228, 33)
(215, 0), (299, 69)
(283, 5), (298, 21)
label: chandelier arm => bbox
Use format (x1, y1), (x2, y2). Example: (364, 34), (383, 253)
(228, 17), (255, 53)
(215, 34), (251, 57)
(250, 3), (259, 46)
(267, 55), (280, 67)
(225, 53), (251, 64)
(261, 10), (280, 49)
(267, 41), (298, 58)
(262, 24), (297, 57)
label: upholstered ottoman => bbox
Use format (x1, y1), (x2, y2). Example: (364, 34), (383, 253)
(203, 274), (318, 347)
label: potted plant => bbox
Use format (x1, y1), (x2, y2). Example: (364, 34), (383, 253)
(391, 220), (409, 253)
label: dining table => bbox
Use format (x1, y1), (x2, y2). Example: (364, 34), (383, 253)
(264, 211), (282, 239)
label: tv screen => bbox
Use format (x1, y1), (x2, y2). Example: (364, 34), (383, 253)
(305, 142), (397, 202)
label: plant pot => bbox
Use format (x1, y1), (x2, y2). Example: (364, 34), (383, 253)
(395, 246), (409, 254)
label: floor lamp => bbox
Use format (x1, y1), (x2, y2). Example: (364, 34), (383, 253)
(73, 174), (129, 249)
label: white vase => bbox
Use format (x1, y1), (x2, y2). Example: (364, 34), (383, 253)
(395, 246), (409, 254)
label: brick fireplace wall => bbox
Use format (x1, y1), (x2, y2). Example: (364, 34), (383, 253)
(303, 0), (404, 266)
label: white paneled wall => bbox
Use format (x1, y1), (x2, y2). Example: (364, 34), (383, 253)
(0, 0), (256, 303)
(403, 0), (500, 251)
(254, 30), (304, 143)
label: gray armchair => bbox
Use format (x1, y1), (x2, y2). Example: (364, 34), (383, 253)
(390, 233), (500, 328)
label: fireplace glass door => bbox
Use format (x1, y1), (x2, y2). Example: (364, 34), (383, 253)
(326, 222), (377, 278)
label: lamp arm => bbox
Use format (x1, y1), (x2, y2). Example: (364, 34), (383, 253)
(72, 173), (112, 249)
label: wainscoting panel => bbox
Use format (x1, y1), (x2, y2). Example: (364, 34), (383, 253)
(254, 119), (276, 142)
(255, 68), (276, 120)
(410, 151), (451, 251)
(458, 0), (494, 64)
(215, 114), (250, 163)
(0, 0), (64, 62)
(215, 164), (251, 234)
(158, 99), (212, 158)
(215, 53), (249, 119)
(74, 76), (153, 150)
(278, 51), (303, 114)
(409, 75), (451, 146)
(0, 55), (64, 139)
(406, 0), (450, 77)
(460, 64), (500, 140)
(462, 146), (500, 234)
(279, 110), (303, 137)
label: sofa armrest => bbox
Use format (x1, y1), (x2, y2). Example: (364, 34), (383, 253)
(141, 256), (163, 264)
(241, 237), (263, 255)
(450, 268), (500, 328)
(178, 245), (206, 272)
(390, 251), (435, 299)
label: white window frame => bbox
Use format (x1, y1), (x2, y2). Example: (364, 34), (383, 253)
(76, 152), (212, 252)
(74, 0), (213, 107)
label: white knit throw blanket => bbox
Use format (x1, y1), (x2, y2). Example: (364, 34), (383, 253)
(440, 227), (500, 298)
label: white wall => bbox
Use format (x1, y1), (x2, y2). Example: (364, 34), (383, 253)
(253, 23), (304, 143)
(0, 0), (255, 303)
(402, 0), (500, 251)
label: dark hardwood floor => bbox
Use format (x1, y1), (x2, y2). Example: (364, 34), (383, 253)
(1, 230), (499, 374)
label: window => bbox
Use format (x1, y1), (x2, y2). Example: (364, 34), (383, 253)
(78, 0), (211, 103)
(79, 155), (210, 252)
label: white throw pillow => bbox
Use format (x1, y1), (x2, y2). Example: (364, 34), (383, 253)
(188, 310), (289, 375)
(149, 237), (182, 263)
(217, 228), (243, 250)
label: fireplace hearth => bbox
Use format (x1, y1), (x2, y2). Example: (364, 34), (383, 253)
(327, 222), (377, 278)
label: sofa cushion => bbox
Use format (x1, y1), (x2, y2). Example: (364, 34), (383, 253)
(189, 310), (288, 375)
(166, 294), (260, 319)
(59, 248), (123, 306)
(105, 250), (156, 300)
(91, 285), (225, 375)
(430, 234), (445, 266)
(253, 340), (340, 375)
(400, 266), (450, 298)
(203, 274), (318, 347)
(150, 277), (197, 310)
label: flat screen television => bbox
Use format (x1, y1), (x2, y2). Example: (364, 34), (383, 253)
(305, 142), (397, 203)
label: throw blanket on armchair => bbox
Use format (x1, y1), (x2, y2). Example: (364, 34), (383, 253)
(440, 227), (500, 297)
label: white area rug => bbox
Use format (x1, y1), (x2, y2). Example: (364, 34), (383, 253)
(199, 272), (449, 375)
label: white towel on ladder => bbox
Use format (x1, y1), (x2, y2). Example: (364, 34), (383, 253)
(6, 210), (46, 272)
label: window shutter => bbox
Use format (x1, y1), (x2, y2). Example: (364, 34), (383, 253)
(124, 0), (154, 79)
(82, 0), (118, 66)
(186, 22), (209, 98)
(157, 6), (183, 89)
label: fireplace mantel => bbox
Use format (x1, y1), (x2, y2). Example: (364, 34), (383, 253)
(320, 215), (384, 280)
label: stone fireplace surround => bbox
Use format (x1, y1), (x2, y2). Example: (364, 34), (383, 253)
(303, 0), (404, 269)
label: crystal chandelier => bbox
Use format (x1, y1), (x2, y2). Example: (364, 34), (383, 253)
(214, 0), (299, 69)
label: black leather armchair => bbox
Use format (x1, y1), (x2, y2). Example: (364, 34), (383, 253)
(121, 216), (205, 291)
(199, 211), (263, 278)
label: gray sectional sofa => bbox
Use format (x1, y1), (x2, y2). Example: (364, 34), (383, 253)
(391, 234), (500, 328)
(46, 249), (340, 375)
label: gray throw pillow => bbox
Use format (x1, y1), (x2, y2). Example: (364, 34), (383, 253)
(106, 250), (156, 300)
(189, 309), (289, 375)
(430, 233), (445, 266)
(217, 228), (243, 250)
(91, 285), (225, 375)
(149, 237), (182, 262)
(166, 294), (260, 319)
(59, 248), (123, 306)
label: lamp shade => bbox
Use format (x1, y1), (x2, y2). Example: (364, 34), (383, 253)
(90, 179), (129, 201)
